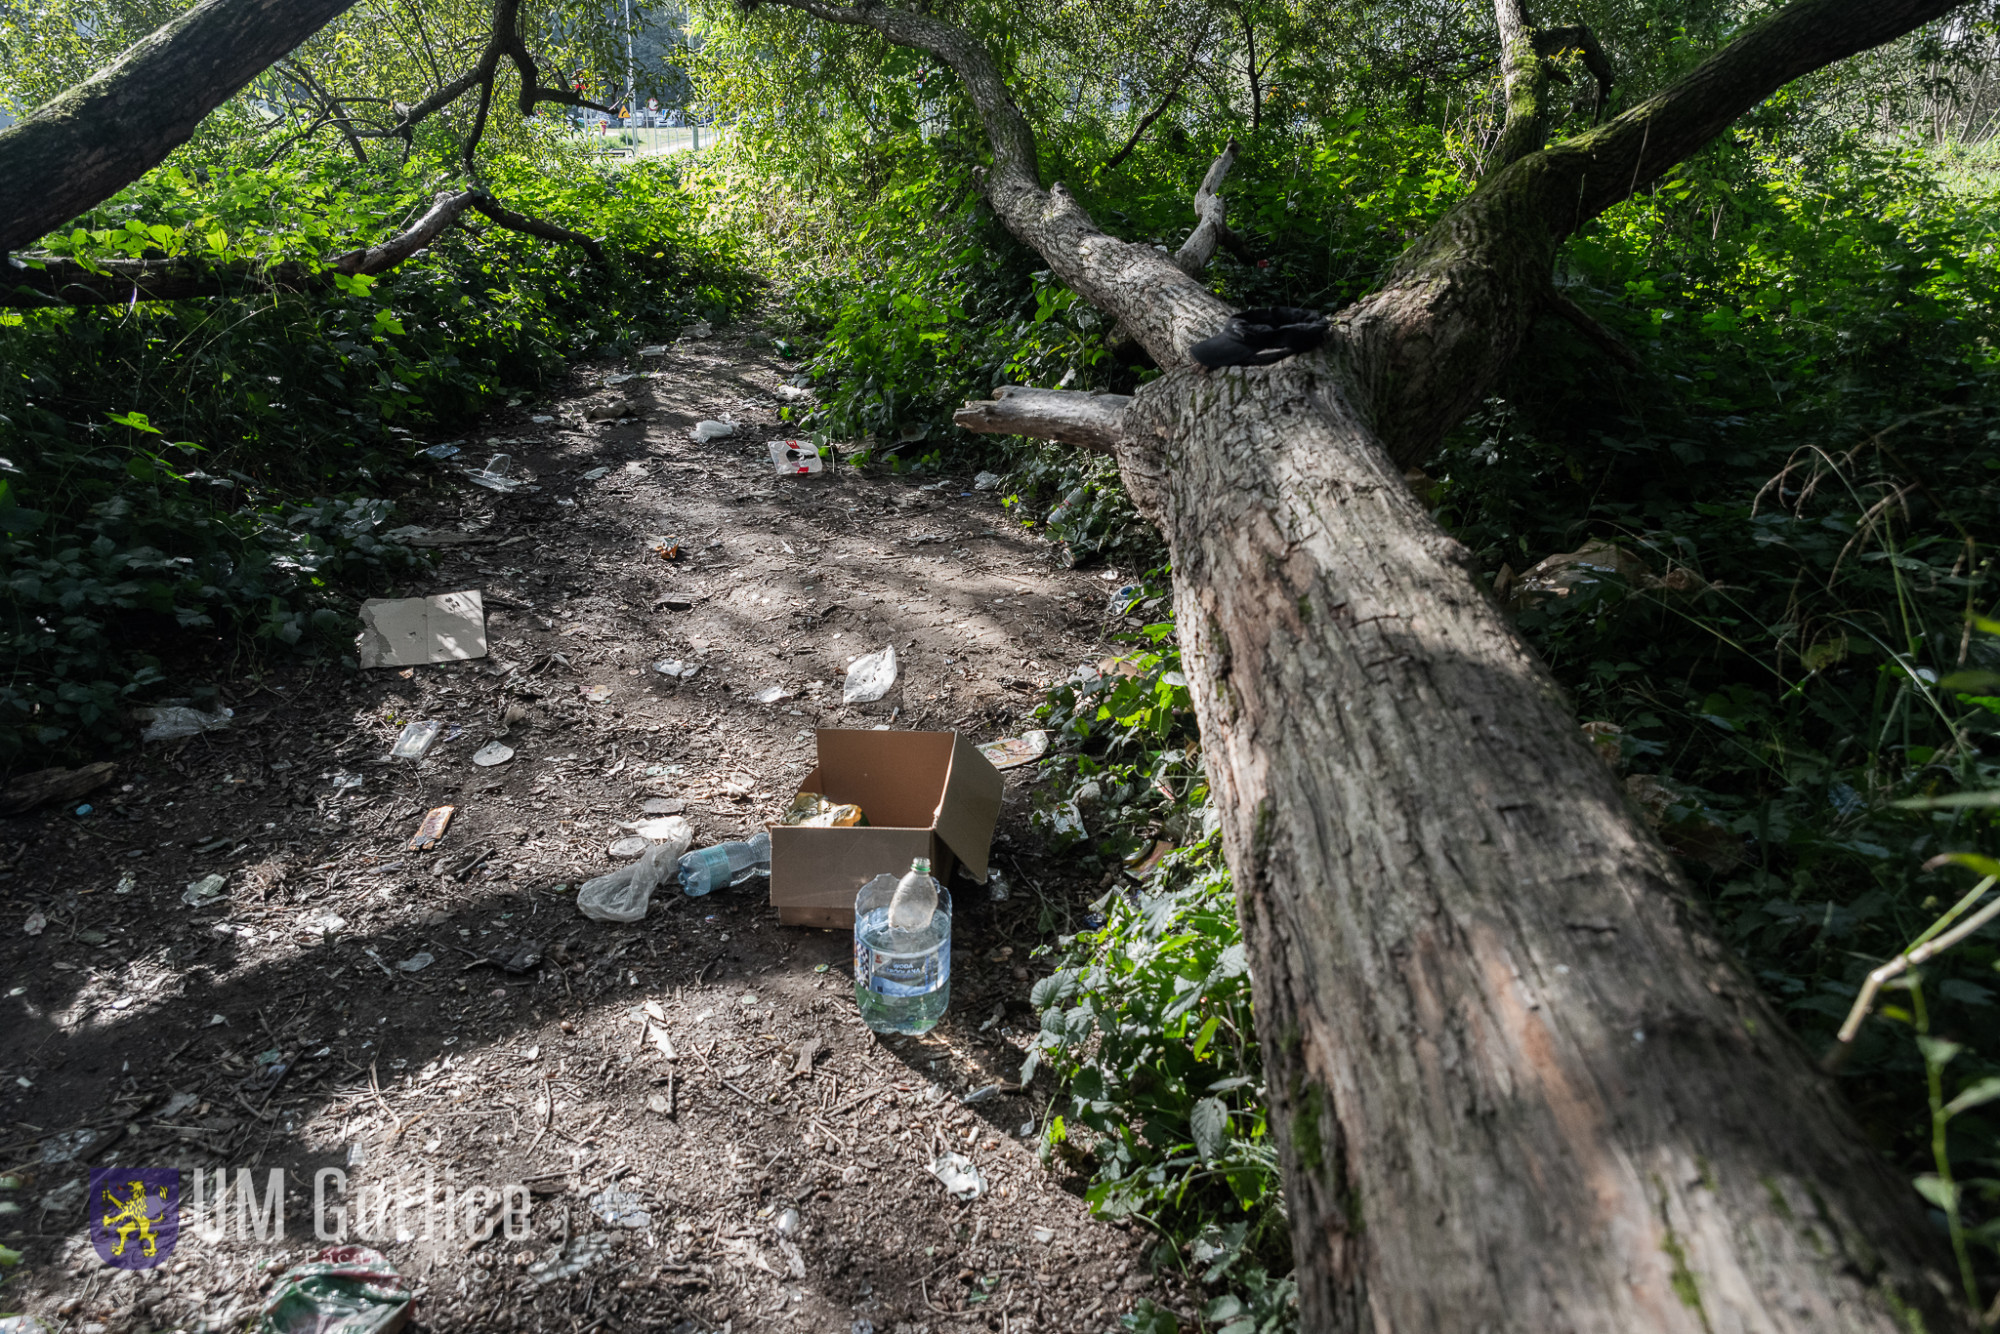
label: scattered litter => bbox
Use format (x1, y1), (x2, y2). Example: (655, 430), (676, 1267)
(608, 836), (650, 859)
(690, 420), (734, 442)
(22, 911), (45, 936)
(641, 797), (684, 816)
(356, 591), (487, 668)
(646, 1093), (670, 1115)
(678, 830), (770, 897)
(257, 1244), (413, 1333)
(637, 344), (668, 356)
(843, 645), (898, 704)
(684, 319), (713, 338)
(960, 1084), (1003, 1105)
(625, 816), (694, 841)
(602, 374), (635, 388)
(654, 659), (700, 680)
(577, 830), (692, 923)
(1032, 1226), (1055, 1244)
(531, 414), (556, 423)
(589, 1188), (652, 1229)
(115, 873), (136, 894)
(389, 720), (442, 760)
(406, 806), (455, 853)
(462, 454), (521, 491)
(776, 1207), (802, 1237)
(774, 383), (813, 403)
(499, 943), (543, 974)
(976, 729), (1049, 770)
(528, 1233), (614, 1285)
(585, 401), (639, 422)
(768, 438), (824, 476)
(927, 1152), (986, 1202)
(1126, 839), (1176, 877)
(181, 874), (226, 907)
(754, 685), (794, 705)
(39, 1128), (98, 1165)
(581, 466), (612, 481)
(472, 741), (514, 767)
(973, 471), (1003, 491)
(395, 952), (434, 973)
(158, 1092), (199, 1119)
(330, 772), (364, 792)
(136, 705), (234, 743)
(781, 793), (864, 828)
(580, 684), (613, 703)
(0, 761), (117, 816)
(986, 871), (1011, 902)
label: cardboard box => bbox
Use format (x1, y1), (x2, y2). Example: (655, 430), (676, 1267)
(769, 730), (1003, 927)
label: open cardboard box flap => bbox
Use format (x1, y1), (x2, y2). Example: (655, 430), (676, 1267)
(769, 730), (1003, 927)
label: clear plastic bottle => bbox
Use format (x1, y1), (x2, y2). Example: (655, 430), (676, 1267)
(853, 857), (951, 1034)
(677, 830), (770, 897)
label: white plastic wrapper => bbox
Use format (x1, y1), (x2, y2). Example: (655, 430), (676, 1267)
(843, 645), (898, 704)
(575, 820), (693, 922)
(137, 705), (234, 742)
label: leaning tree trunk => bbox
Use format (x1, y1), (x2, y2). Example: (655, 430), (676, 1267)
(1111, 361), (1962, 1331)
(771, 0), (1974, 1326)
(0, 0), (363, 254)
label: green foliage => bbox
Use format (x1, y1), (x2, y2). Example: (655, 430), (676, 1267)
(1427, 131), (2000, 1306)
(1, 145), (750, 763)
(1026, 839), (1296, 1334)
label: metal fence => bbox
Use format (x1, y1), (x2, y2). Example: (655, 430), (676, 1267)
(575, 125), (729, 159)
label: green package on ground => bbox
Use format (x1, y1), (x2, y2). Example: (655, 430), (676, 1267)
(257, 1245), (412, 1334)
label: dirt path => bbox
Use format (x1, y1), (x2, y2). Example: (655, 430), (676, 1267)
(0, 326), (1195, 1333)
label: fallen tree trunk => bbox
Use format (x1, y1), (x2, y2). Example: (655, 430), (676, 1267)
(771, 0), (1978, 1326)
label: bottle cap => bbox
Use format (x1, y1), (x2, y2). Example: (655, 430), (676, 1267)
(910, 857), (931, 873)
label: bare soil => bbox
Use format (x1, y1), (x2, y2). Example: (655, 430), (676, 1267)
(0, 326), (1190, 1333)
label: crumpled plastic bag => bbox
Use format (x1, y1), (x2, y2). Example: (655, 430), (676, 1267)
(843, 645), (898, 704)
(928, 1151), (986, 1202)
(256, 1244), (412, 1334)
(576, 822), (692, 922)
(136, 705), (234, 742)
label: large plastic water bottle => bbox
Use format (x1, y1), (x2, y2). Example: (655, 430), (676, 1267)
(677, 830), (770, 897)
(853, 857), (951, 1034)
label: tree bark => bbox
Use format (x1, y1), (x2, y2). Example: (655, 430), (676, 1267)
(0, 0), (363, 254)
(755, 0), (1983, 1327)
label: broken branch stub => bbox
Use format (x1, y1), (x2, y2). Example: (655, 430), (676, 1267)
(952, 387), (1132, 452)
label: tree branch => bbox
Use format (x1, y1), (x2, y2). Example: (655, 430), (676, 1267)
(468, 194), (605, 264)
(1488, 0), (1546, 169)
(1174, 139), (1239, 276)
(1, 185), (604, 308)
(1103, 36), (1200, 172)
(1537, 25), (1613, 122)
(952, 386), (1133, 452)
(1542, 286), (1640, 371)
(757, 0), (1233, 368)
(1338, 0), (1968, 468)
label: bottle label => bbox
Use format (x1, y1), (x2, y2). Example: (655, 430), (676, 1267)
(854, 935), (950, 998)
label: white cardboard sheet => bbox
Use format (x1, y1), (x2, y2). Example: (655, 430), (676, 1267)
(357, 590), (487, 667)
